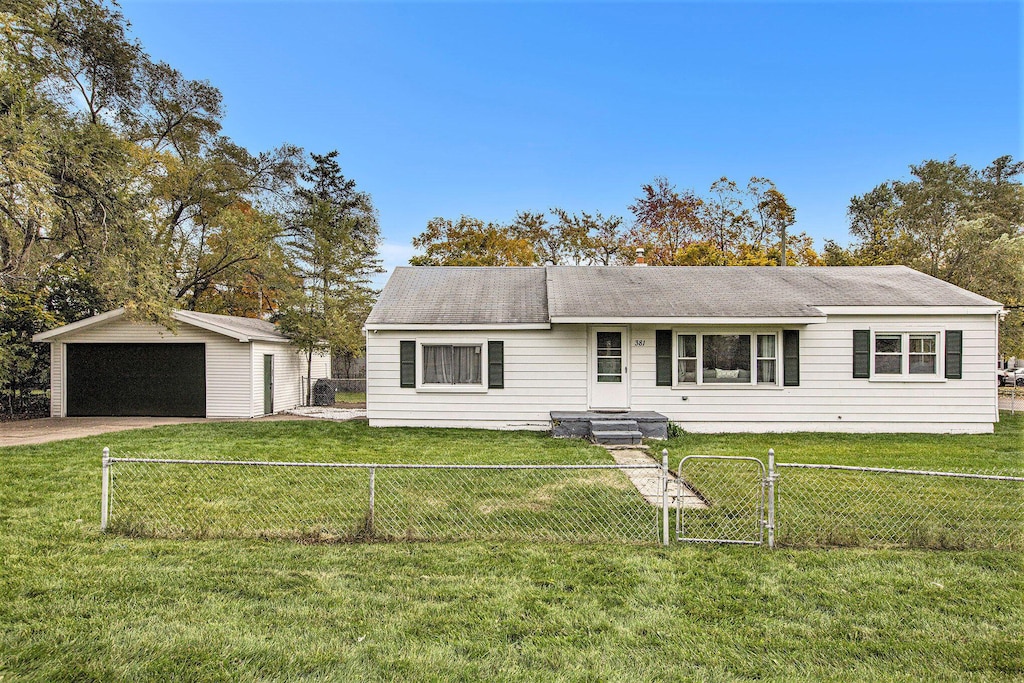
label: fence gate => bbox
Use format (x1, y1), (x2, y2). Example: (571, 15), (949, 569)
(676, 455), (772, 546)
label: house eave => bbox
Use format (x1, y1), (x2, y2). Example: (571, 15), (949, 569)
(172, 311), (252, 341)
(32, 308), (127, 342)
(364, 323), (552, 331)
(815, 305), (1003, 316)
(31, 307), (291, 344)
(548, 316), (828, 325)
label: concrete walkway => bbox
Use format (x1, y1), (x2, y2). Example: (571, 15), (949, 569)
(0, 412), (313, 447)
(606, 448), (706, 509)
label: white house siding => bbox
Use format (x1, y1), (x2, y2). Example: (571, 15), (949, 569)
(628, 315), (998, 434)
(368, 314), (997, 434)
(366, 326), (588, 429)
(49, 342), (63, 418)
(249, 342), (331, 415)
(46, 319), (252, 418)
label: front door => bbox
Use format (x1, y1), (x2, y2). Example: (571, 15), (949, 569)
(263, 354), (274, 415)
(590, 327), (629, 409)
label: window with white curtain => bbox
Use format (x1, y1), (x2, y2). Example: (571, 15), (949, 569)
(422, 344), (482, 385)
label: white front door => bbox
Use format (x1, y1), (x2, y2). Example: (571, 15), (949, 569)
(590, 326), (630, 409)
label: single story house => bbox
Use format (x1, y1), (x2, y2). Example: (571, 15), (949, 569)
(364, 265), (1002, 434)
(33, 308), (331, 418)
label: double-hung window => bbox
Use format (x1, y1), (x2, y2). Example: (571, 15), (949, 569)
(422, 344), (482, 385)
(756, 334), (777, 383)
(676, 331), (780, 386)
(872, 332), (939, 377)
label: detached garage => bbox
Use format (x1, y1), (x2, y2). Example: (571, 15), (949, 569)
(33, 308), (331, 418)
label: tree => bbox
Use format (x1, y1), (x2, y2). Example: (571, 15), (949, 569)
(699, 177), (749, 265)
(747, 177), (797, 265)
(627, 177), (704, 265)
(280, 151), (382, 404)
(836, 156), (1024, 355)
(543, 209), (625, 265)
(410, 215), (536, 266)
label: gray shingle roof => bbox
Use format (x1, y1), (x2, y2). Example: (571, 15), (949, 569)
(176, 310), (289, 341)
(366, 267), (549, 325)
(365, 265), (999, 326)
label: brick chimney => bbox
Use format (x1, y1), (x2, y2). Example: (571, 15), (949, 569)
(635, 247), (647, 266)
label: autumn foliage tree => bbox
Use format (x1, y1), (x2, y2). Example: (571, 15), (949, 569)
(0, 1), (381, 414)
(826, 156), (1024, 355)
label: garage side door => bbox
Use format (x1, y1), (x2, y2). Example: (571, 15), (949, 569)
(66, 344), (206, 417)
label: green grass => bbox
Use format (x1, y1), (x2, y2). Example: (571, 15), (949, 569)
(2, 419), (1023, 680)
(335, 391), (366, 403)
(665, 414), (1024, 550)
(665, 412), (1024, 473)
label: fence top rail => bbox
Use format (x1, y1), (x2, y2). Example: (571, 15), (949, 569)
(777, 462), (1024, 482)
(106, 457), (662, 471)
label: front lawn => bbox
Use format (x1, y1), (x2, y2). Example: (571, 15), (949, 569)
(1, 418), (1022, 680)
(664, 412), (1024, 473)
(334, 390), (366, 404)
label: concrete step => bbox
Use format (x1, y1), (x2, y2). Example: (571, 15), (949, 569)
(591, 429), (643, 446)
(589, 419), (639, 432)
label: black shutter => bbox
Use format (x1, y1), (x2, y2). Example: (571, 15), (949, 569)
(488, 341), (504, 388)
(783, 330), (800, 386)
(656, 330), (672, 386)
(400, 341), (416, 388)
(853, 330), (870, 378)
(945, 330), (962, 379)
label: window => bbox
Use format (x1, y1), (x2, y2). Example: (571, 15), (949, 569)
(596, 331), (623, 383)
(871, 332), (939, 377)
(874, 334), (902, 375)
(702, 334), (751, 383)
(909, 334), (936, 375)
(677, 334), (697, 383)
(675, 331), (781, 387)
(422, 344), (482, 385)
(756, 334), (777, 384)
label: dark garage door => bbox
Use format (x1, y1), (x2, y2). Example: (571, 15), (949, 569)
(66, 344), (206, 417)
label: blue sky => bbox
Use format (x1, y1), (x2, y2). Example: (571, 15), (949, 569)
(120, 1), (1020, 278)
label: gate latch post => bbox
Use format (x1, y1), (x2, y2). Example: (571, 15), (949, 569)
(764, 448), (777, 548)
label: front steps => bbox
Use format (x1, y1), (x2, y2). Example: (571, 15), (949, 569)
(550, 411), (668, 445)
(589, 419), (643, 446)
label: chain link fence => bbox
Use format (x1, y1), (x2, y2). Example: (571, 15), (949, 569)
(672, 453), (1023, 550)
(100, 450), (1024, 550)
(675, 455), (766, 545)
(102, 454), (665, 545)
(774, 464), (1024, 550)
(999, 386), (1021, 414)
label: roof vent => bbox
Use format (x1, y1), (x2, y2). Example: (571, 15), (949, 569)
(635, 247), (647, 266)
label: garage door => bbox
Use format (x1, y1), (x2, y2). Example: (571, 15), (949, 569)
(66, 344), (206, 417)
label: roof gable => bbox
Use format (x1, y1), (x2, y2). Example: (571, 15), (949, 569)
(33, 308), (290, 343)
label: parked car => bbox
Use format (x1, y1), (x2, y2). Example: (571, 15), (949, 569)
(998, 368), (1024, 387)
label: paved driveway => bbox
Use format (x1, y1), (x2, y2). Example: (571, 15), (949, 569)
(0, 413), (311, 448)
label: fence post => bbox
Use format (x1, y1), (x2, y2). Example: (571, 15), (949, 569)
(101, 447), (110, 532)
(661, 449), (669, 547)
(368, 466), (376, 539)
(766, 448), (776, 549)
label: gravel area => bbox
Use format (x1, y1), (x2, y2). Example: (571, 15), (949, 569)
(284, 406), (367, 421)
